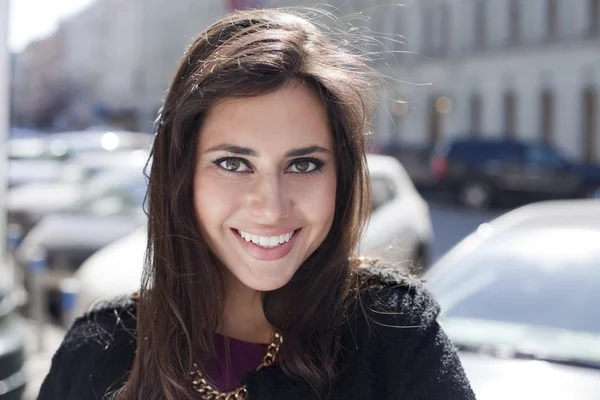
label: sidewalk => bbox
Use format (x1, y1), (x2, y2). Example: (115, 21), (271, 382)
(22, 319), (66, 400)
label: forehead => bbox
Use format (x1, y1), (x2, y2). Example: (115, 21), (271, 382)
(198, 82), (333, 152)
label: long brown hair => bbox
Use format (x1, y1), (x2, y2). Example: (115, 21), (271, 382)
(117, 8), (378, 399)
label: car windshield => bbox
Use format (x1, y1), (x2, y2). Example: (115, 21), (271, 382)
(73, 169), (147, 216)
(427, 227), (600, 364)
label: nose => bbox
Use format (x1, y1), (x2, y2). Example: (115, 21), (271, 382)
(247, 173), (289, 223)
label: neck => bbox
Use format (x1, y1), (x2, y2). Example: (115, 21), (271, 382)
(220, 273), (274, 344)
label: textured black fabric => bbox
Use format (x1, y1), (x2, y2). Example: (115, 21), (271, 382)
(38, 267), (476, 399)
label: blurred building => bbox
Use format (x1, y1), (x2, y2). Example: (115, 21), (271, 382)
(375, 0), (600, 164)
(10, 0), (600, 163)
(137, 0), (226, 133)
(11, 26), (67, 128)
(11, 0), (144, 130)
(59, 0), (144, 130)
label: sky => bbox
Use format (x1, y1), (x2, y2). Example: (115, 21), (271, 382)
(8, 0), (95, 52)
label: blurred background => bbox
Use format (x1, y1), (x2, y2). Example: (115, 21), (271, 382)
(0, 0), (599, 399)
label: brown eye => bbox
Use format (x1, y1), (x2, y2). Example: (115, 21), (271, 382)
(288, 158), (322, 174)
(224, 158), (241, 171)
(294, 160), (310, 172)
(213, 157), (251, 173)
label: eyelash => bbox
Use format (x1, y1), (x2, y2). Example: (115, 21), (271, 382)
(211, 156), (325, 176)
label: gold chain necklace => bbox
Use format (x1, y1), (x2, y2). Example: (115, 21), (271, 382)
(190, 332), (283, 400)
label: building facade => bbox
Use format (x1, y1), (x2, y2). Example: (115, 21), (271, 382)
(11, 0), (600, 161)
(60, 0), (144, 129)
(12, 0), (144, 130)
(11, 26), (67, 128)
(373, 0), (600, 164)
(137, 0), (227, 132)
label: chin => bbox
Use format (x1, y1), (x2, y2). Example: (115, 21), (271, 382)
(237, 265), (298, 292)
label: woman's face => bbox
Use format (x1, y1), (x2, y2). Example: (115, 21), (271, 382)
(194, 82), (337, 292)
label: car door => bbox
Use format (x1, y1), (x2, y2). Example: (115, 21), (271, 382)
(522, 145), (581, 196)
(482, 143), (532, 192)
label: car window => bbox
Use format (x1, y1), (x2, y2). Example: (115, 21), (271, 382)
(526, 145), (567, 168)
(371, 175), (397, 211)
(428, 231), (600, 335)
(447, 142), (477, 160)
(75, 173), (147, 215)
(492, 142), (524, 161)
(83, 193), (129, 216)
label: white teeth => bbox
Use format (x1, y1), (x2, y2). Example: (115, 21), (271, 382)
(237, 229), (296, 248)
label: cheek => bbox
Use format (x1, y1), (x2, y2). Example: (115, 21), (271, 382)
(291, 172), (337, 226)
(193, 173), (241, 230)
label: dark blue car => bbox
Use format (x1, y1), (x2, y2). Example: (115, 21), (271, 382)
(430, 136), (600, 209)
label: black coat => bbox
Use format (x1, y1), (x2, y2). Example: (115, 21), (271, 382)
(38, 266), (476, 399)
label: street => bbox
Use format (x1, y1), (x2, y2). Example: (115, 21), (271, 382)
(427, 200), (503, 263)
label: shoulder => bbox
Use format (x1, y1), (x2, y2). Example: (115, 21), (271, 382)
(62, 294), (138, 352)
(341, 261), (476, 399)
(353, 260), (439, 327)
(38, 295), (138, 400)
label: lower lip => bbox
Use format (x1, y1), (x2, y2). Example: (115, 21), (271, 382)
(232, 228), (301, 261)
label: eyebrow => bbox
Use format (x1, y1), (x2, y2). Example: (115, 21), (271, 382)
(203, 144), (331, 157)
(203, 144), (257, 156)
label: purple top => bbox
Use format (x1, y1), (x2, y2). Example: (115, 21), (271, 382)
(203, 334), (268, 392)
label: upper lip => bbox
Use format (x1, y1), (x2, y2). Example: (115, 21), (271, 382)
(233, 227), (300, 236)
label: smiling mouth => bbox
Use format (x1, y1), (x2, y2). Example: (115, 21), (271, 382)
(235, 229), (298, 249)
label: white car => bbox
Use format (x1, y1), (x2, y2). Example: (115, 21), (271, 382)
(72, 154), (433, 317)
(424, 199), (600, 400)
(8, 130), (152, 188)
(7, 149), (149, 236)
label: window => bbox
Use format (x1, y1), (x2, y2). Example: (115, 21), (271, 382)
(582, 87), (597, 163)
(526, 144), (567, 169)
(428, 229), (600, 334)
(439, 4), (451, 55)
(508, 0), (520, 45)
(590, 0), (600, 35)
(392, 6), (407, 53)
(474, 0), (486, 50)
(469, 93), (482, 134)
(428, 96), (442, 144)
(540, 90), (554, 144)
(503, 91), (517, 137)
(546, 0), (558, 39)
(421, 7), (434, 54)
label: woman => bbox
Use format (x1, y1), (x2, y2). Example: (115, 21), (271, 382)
(39, 8), (475, 400)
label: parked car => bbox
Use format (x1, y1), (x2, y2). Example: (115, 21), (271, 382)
(72, 154), (433, 317)
(7, 149), (148, 237)
(424, 200), (600, 400)
(8, 136), (64, 188)
(430, 137), (600, 209)
(0, 278), (27, 399)
(360, 154), (433, 267)
(15, 166), (148, 317)
(9, 127), (45, 139)
(7, 130), (151, 188)
(43, 130), (152, 155)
